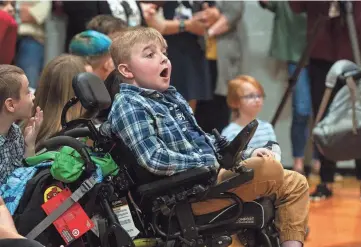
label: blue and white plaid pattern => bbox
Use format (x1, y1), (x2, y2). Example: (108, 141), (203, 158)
(107, 84), (218, 176)
(0, 124), (25, 187)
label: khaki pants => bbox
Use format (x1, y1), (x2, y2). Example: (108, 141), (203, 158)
(191, 156), (309, 244)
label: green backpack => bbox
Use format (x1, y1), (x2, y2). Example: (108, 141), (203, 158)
(25, 146), (118, 183)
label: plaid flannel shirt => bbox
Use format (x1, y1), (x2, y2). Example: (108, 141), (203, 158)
(107, 84), (218, 176)
(0, 123), (25, 186)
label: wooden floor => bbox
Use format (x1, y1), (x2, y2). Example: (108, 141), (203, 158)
(305, 176), (361, 247)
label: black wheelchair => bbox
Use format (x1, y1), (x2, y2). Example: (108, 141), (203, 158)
(15, 73), (280, 247)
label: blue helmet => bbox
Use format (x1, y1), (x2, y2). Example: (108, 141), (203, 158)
(69, 30), (112, 56)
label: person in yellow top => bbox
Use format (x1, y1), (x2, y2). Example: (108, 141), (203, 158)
(205, 31), (217, 61)
(15, 1), (51, 90)
(195, 1), (244, 135)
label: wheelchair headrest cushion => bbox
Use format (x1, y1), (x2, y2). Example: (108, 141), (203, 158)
(69, 30), (111, 57)
(72, 72), (111, 111)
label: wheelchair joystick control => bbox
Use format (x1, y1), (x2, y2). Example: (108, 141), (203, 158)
(212, 120), (258, 172)
(212, 129), (236, 170)
(212, 129), (228, 150)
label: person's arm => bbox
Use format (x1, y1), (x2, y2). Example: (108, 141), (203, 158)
(146, 15), (205, 36)
(29, 1), (51, 24)
(0, 197), (18, 235)
(2, 25), (17, 65)
(0, 11), (11, 47)
(24, 144), (35, 158)
(23, 107), (43, 158)
(141, 3), (205, 36)
(207, 1), (244, 37)
(110, 100), (217, 176)
(21, 1), (51, 24)
(0, 197), (44, 246)
(0, 11), (17, 64)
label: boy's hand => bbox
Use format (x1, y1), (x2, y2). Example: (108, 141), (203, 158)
(251, 148), (275, 158)
(24, 106), (43, 148)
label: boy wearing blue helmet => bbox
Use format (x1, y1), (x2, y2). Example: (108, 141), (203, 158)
(69, 30), (115, 81)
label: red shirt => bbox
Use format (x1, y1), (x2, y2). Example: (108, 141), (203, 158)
(289, 1), (361, 63)
(0, 10), (17, 64)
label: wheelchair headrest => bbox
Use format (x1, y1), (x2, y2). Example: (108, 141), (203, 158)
(72, 72), (111, 111)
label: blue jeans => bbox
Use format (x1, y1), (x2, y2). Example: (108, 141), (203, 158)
(16, 37), (44, 89)
(288, 63), (314, 158)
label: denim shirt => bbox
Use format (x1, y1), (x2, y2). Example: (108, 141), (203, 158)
(107, 83), (218, 176)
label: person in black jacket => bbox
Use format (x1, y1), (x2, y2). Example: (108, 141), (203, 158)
(62, 1), (112, 51)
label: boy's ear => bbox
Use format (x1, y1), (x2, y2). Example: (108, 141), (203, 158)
(4, 98), (16, 113)
(117, 64), (133, 79)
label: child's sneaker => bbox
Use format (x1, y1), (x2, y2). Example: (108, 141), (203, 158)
(310, 184), (332, 201)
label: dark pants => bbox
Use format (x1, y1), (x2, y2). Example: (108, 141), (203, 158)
(309, 58), (361, 183)
(195, 60), (231, 133)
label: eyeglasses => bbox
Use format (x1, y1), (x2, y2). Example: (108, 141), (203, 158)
(240, 94), (265, 101)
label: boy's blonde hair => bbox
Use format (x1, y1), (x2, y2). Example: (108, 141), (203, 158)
(110, 27), (167, 67)
(227, 75), (265, 110)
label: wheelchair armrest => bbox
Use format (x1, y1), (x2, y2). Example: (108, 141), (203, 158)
(136, 167), (216, 198)
(205, 168), (254, 198)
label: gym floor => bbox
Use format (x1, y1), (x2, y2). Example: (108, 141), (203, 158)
(305, 176), (361, 247)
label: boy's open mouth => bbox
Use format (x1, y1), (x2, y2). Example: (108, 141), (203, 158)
(160, 68), (169, 78)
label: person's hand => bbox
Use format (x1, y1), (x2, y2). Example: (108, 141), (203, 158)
(0, 196), (21, 238)
(251, 148), (275, 158)
(24, 106), (43, 148)
(140, 3), (167, 32)
(19, 4), (36, 23)
(193, 3), (220, 28)
(140, 3), (158, 20)
(185, 16), (207, 35)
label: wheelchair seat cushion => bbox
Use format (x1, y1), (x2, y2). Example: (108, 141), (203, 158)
(136, 167), (216, 198)
(195, 197), (275, 230)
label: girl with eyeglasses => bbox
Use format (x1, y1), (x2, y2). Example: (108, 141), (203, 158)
(221, 75), (277, 150)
